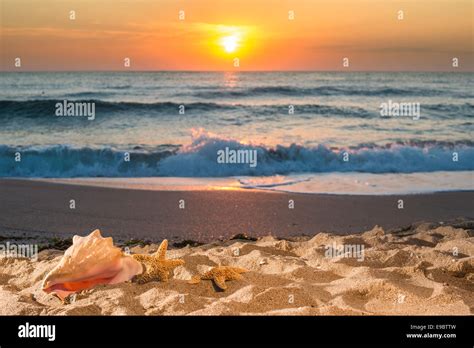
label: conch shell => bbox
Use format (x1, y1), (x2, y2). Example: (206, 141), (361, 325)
(42, 229), (143, 301)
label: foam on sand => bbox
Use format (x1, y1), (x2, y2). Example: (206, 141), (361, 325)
(33, 170), (474, 195)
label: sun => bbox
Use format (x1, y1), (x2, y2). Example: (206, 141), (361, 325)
(211, 25), (254, 57)
(221, 35), (239, 53)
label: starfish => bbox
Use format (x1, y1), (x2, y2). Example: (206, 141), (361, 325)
(132, 239), (185, 284)
(189, 266), (248, 290)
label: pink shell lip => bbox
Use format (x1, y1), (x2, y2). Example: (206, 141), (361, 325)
(42, 268), (124, 300)
(42, 268), (121, 291)
(43, 259), (143, 300)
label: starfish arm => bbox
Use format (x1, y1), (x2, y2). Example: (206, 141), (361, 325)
(188, 275), (201, 284)
(132, 254), (148, 263)
(166, 259), (185, 268)
(158, 269), (169, 282)
(200, 271), (212, 280)
(134, 268), (152, 284)
(131, 255), (149, 283)
(213, 275), (227, 290)
(229, 271), (243, 281)
(234, 267), (249, 274)
(156, 239), (169, 260)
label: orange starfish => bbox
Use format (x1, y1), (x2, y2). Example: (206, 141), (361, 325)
(189, 266), (248, 290)
(132, 240), (184, 283)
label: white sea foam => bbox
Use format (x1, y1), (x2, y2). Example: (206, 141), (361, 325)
(1, 129), (473, 177)
(35, 171), (474, 195)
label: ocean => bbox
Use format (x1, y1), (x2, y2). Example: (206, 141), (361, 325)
(1, 71), (473, 194)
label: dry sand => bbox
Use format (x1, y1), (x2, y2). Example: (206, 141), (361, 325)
(0, 222), (472, 315)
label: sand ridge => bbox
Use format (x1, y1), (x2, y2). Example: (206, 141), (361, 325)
(0, 223), (472, 315)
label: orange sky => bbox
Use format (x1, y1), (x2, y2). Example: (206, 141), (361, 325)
(1, 0), (473, 71)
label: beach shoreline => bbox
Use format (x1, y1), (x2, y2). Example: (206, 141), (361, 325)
(0, 179), (473, 315)
(0, 178), (473, 244)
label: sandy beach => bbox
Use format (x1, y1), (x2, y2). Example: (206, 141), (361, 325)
(0, 221), (472, 315)
(1, 179), (473, 244)
(0, 179), (472, 315)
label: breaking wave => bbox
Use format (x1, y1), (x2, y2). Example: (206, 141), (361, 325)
(1, 130), (473, 177)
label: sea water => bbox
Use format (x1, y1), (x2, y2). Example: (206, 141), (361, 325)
(0, 71), (473, 194)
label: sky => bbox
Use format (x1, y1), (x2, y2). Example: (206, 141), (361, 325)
(1, 0), (473, 71)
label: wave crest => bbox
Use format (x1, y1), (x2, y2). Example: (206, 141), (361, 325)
(1, 130), (473, 177)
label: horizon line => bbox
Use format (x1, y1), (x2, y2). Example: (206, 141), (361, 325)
(1, 69), (472, 73)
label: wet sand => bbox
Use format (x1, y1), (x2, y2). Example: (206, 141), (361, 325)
(0, 179), (473, 243)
